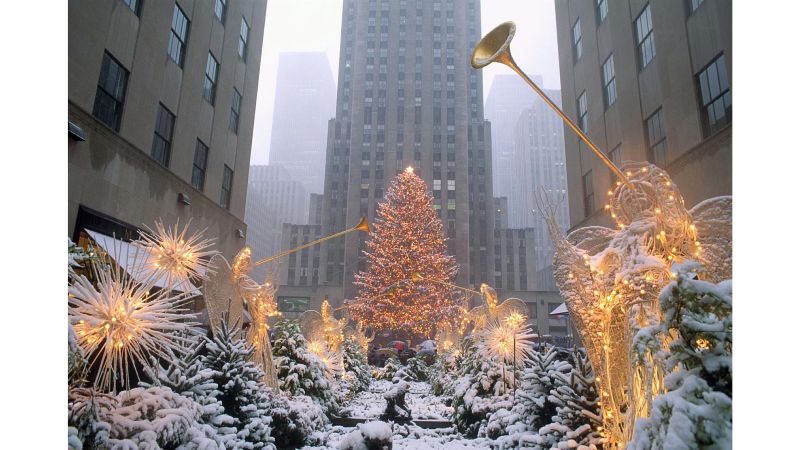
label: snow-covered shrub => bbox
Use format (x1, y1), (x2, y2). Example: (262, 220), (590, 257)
(548, 349), (602, 447)
(398, 357), (429, 381)
(140, 331), (238, 446)
(68, 387), (114, 450)
(429, 351), (459, 397)
(629, 268), (732, 449)
(68, 321), (89, 387)
(450, 338), (515, 437)
(265, 391), (327, 449)
(201, 316), (276, 449)
(272, 319), (340, 414)
(376, 355), (401, 381)
(105, 386), (227, 449)
(339, 420), (393, 450)
(342, 334), (372, 395)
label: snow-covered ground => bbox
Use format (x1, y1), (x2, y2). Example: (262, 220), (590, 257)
(304, 380), (493, 449)
(338, 379), (453, 420)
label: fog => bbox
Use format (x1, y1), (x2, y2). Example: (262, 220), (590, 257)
(250, 0), (561, 165)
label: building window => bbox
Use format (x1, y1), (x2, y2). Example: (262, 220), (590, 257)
(688, 0), (704, 14)
(577, 91), (588, 132)
(608, 144), (622, 180)
(229, 88), (242, 133)
(220, 165), (233, 210)
(635, 4), (655, 69)
(192, 139), (209, 191)
(151, 103), (175, 167)
(582, 170), (594, 218)
(202, 53), (219, 105)
(168, 4), (190, 67)
(215, 0), (227, 23)
(122, 0), (141, 16)
(571, 19), (582, 62)
(92, 52), (129, 131)
(596, 0), (608, 24)
(238, 17), (250, 61)
(646, 108), (667, 167)
(602, 54), (617, 108)
(697, 54), (731, 136)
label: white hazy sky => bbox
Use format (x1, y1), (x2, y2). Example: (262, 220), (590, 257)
(251, 0), (561, 165)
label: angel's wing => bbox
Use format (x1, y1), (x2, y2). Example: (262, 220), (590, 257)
(202, 254), (244, 336)
(494, 297), (529, 322)
(567, 226), (616, 255)
(689, 196), (732, 282)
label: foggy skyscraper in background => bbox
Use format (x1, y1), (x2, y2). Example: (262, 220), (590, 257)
(268, 52), (336, 195)
(484, 74), (541, 208)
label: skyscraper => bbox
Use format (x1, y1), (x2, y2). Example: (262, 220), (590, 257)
(484, 74), (541, 205)
(555, 0), (731, 230)
(268, 52), (337, 195)
(512, 96), (569, 277)
(68, 0), (266, 258)
(320, 0), (493, 301)
(245, 165), (308, 281)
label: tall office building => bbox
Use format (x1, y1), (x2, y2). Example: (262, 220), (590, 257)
(319, 0), (494, 301)
(245, 165), (309, 281)
(68, 0), (266, 258)
(555, 0), (731, 230)
(484, 74), (541, 206)
(512, 98), (569, 277)
(269, 52), (337, 194)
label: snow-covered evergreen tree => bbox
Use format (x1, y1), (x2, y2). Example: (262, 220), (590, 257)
(140, 332), (238, 446)
(271, 319), (339, 414)
(201, 316), (275, 449)
(629, 266), (732, 449)
(430, 351), (459, 396)
(377, 355), (402, 381)
(547, 348), (602, 446)
(341, 334), (371, 395)
(68, 388), (114, 450)
(451, 338), (514, 437)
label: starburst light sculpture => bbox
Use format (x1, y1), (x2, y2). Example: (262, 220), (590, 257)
(135, 219), (217, 291)
(69, 258), (198, 392)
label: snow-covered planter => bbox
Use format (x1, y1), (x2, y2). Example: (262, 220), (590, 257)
(339, 420), (393, 450)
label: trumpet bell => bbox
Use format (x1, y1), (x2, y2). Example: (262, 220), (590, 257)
(471, 21), (516, 69)
(354, 217), (371, 233)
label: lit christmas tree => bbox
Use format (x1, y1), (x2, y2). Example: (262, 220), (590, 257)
(350, 167), (460, 339)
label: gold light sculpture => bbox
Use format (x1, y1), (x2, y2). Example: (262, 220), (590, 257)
(344, 320), (375, 354)
(202, 252), (247, 336)
(244, 275), (282, 387)
(472, 22), (732, 446)
(135, 218), (218, 290)
(465, 284), (528, 332)
(69, 245), (198, 392)
(541, 164), (731, 445)
(299, 298), (349, 377)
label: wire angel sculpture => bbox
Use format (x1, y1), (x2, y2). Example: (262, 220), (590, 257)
(202, 246), (282, 387)
(299, 298), (348, 376)
(464, 283), (528, 333)
(344, 320), (375, 354)
(540, 162), (732, 445)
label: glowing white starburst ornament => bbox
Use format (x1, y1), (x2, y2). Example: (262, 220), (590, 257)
(477, 317), (536, 367)
(135, 219), (217, 290)
(69, 262), (198, 392)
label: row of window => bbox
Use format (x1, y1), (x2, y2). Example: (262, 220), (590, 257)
(581, 53), (731, 219)
(168, 3), (249, 69)
(91, 49), (241, 210)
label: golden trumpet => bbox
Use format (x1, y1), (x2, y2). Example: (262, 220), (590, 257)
(253, 217), (370, 266)
(472, 22), (632, 188)
(411, 272), (482, 296)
